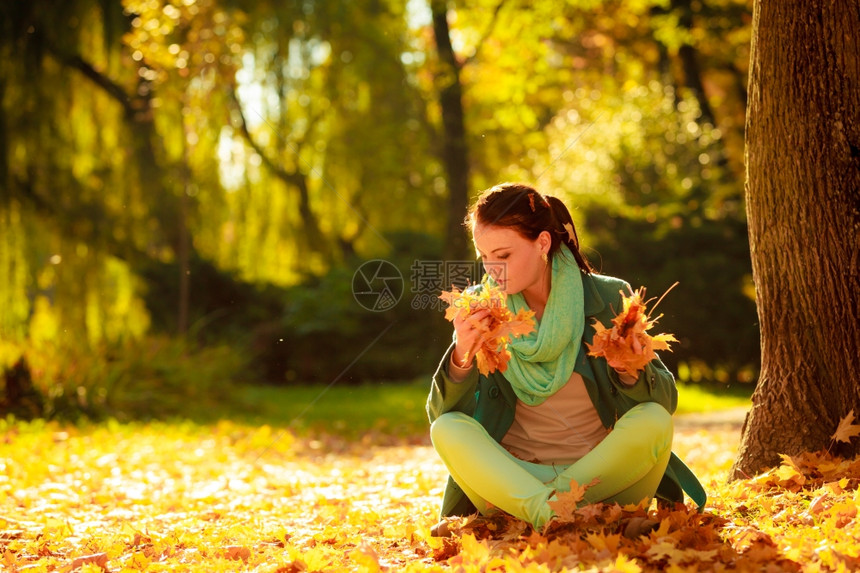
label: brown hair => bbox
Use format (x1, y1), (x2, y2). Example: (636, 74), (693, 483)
(467, 182), (594, 274)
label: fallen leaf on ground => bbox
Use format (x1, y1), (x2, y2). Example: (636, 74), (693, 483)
(4, 412), (860, 572)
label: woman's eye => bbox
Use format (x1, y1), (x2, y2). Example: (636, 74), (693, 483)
(498, 254), (509, 260)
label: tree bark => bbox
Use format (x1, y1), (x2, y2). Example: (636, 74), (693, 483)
(431, 1), (471, 262)
(0, 79), (7, 193)
(731, 0), (860, 479)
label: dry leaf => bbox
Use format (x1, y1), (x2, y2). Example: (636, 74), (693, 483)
(6, 391), (860, 573)
(562, 222), (577, 244)
(69, 552), (108, 571)
(439, 278), (536, 375)
(831, 409), (860, 444)
(222, 545), (251, 561)
(547, 477), (600, 523)
(586, 283), (678, 377)
(348, 541), (381, 572)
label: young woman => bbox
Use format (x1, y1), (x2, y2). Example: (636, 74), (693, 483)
(427, 182), (705, 535)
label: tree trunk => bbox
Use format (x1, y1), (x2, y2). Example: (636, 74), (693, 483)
(672, 0), (715, 126)
(731, 0), (860, 479)
(431, 1), (471, 262)
(178, 104), (192, 337)
(0, 79), (7, 192)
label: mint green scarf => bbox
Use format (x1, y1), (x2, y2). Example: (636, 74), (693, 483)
(502, 245), (585, 406)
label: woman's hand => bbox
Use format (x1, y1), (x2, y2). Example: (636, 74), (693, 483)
(614, 368), (639, 386)
(451, 308), (492, 369)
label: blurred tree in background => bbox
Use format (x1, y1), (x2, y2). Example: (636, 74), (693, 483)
(0, 0), (756, 420)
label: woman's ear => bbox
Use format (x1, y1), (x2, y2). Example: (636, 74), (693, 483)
(537, 230), (552, 254)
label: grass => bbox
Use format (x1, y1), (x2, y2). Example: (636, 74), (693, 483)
(208, 378), (752, 438)
(220, 379), (433, 438)
(673, 381), (753, 415)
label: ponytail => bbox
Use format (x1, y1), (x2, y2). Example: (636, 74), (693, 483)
(545, 196), (594, 274)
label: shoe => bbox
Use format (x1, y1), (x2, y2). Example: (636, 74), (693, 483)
(430, 520), (453, 538)
(622, 516), (659, 539)
(431, 514), (512, 538)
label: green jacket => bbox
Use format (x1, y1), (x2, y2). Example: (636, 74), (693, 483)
(426, 272), (706, 518)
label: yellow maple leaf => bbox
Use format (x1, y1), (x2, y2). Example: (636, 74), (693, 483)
(458, 533), (490, 561)
(831, 409), (860, 444)
(653, 517), (672, 538)
(611, 554), (645, 573)
(439, 277), (536, 375)
(348, 541), (381, 573)
(645, 538), (679, 561)
(774, 454), (806, 489)
(586, 531), (621, 553)
(774, 464), (805, 488)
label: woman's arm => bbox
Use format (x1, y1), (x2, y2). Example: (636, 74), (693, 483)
(426, 341), (480, 423)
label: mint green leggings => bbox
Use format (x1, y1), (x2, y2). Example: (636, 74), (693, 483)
(430, 401), (673, 530)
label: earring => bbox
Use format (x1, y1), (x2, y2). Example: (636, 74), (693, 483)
(541, 252), (548, 264)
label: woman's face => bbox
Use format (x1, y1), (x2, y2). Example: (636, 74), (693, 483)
(473, 223), (549, 295)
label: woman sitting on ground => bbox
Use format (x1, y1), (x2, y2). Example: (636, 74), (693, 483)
(427, 182), (705, 535)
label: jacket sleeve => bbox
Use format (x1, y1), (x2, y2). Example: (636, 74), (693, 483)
(605, 355), (678, 415)
(426, 340), (479, 423)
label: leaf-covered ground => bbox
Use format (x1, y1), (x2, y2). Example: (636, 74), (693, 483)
(1, 410), (858, 572)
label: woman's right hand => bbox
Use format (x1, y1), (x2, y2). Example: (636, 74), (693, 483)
(451, 308), (492, 369)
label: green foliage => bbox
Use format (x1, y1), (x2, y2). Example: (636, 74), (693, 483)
(273, 231), (449, 384)
(673, 380), (752, 414)
(0, 0), (757, 407)
(0, 336), (247, 421)
(574, 84), (758, 384)
(138, 253), (285, 341)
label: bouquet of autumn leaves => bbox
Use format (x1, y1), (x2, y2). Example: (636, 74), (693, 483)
(440, 278), (678, 378)
(439, 278), (536, 375)
(586, 284), (679, 378)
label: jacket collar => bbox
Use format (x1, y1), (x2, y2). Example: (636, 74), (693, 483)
(582, 272), (607, 317)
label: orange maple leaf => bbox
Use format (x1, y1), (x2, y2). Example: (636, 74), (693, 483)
(831, 410), (860, 444)
(439, 278), (536, 375)
(547, 477), (600, 523)
(586, 283), (679, 378)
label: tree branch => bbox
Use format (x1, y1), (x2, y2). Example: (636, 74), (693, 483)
(228, 87), (303, 188)
(42, 42), (135, 117)
(462, 0), (508, 67)
(228, 86), (329, 256)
